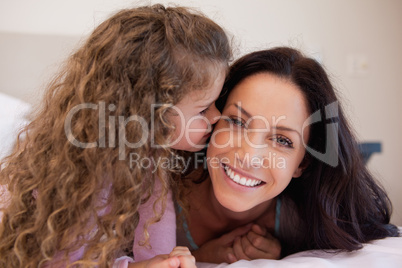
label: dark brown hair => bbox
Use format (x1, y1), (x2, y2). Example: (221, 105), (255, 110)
(0, 4), (231, 267)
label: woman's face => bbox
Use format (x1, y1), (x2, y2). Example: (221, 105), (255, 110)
(207, 72), (310, 212)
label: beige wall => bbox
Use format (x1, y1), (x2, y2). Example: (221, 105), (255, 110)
(0, 32), (81, 104)
(0, 0), (401, 225)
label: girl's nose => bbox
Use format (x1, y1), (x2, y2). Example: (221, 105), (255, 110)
(208, 104), (221, 125)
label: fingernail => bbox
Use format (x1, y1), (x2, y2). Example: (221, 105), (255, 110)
(227, 253), (237, 263)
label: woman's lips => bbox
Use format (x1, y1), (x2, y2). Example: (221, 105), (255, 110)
(221, 163), (265, 188)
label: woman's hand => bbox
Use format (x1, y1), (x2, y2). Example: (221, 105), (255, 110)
(192, 224), (252, 264)
(232, 224), (281, 261)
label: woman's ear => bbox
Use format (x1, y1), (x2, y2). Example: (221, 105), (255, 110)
(293, 155), (310, 178)
(292, 167), (304, 178)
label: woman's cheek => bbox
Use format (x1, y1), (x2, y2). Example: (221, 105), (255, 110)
(210, 128), (233, 151)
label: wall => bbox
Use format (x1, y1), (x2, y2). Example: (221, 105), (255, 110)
(0, 0), (401, 225)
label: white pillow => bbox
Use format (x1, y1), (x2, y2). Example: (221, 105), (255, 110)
(0, 92), (31, 160)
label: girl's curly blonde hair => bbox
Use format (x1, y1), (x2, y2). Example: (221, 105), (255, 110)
(0, 4), (231, 267)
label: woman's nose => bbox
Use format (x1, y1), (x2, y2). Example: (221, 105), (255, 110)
(235, 133), (269, 168)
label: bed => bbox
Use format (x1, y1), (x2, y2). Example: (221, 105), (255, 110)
(198, 229), (402, 267)
(1, 93), (401, 267)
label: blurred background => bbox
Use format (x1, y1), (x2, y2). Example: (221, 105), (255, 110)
(0, 0), (401, 225)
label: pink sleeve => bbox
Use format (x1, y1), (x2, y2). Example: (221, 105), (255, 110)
(1, 182), (176, 267)
(132, 179), (176, 262)
(113, 256), (135, 268)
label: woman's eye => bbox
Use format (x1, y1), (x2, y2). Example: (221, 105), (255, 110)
(224, 117), (246, 128)
(273, 135), (294, 148)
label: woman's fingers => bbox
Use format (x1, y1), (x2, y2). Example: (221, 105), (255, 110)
(230, 229), (281, 261)
(245, 231), (281, 259)
(220, 223), (253, 245)
(232, 236), (251, 261)
(226, 251), (238, 264)
(250, 224), (267, 236)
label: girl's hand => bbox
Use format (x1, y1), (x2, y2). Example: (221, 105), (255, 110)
(168, 246), (196, 268)
(127, 247), (195, 268)
(192, 224), (252, 264)
(232, 224), (281, 261)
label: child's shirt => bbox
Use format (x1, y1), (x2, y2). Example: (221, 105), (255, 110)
(114, 179), (176, 267)
(0, 181), (176, 267)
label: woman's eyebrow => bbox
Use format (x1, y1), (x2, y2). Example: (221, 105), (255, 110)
(271, 126), (302, 138)
(232, 103), (302, 138)
(234, 103), (252, 118)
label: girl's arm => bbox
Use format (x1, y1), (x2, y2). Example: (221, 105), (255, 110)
(133, 180), (176, 261)
(41, 178), (176, 267)
(114, 179), (177, 267)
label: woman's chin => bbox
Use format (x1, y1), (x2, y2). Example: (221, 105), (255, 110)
(215, 194), (253, 214)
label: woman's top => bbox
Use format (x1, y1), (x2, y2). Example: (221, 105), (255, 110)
(175, 195), (304, 258)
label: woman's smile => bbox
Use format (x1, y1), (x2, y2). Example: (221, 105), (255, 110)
(222, 163), (265, 188)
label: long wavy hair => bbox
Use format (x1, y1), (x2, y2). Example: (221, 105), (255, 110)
(0, 5), (231, 267)
(213, 47), (399, 255)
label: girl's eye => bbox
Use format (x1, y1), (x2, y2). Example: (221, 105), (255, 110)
(224, 117), (246, 128)
(200, 106), (209, 115)
(273, 135), (294, 148)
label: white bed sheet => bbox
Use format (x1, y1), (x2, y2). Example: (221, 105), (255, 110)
(197, 231), (402, 268)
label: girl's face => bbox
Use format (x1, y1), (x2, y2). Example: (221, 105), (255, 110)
(207, 72), (310, 212)
(169, 68), (226, 152)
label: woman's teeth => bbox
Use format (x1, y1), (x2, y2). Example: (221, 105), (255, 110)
(223, 165), (262, 187)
